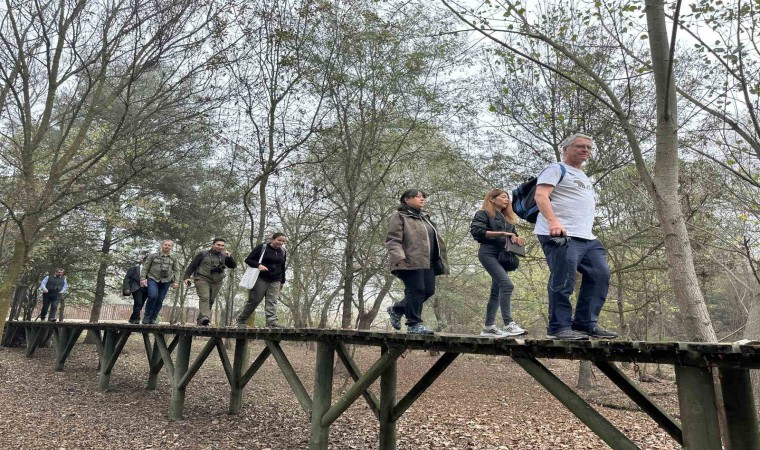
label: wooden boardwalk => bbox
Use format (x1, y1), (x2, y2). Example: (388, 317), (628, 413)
(3, 320), (759, 449)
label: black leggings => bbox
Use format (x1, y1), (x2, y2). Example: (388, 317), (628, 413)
(392, 269), (435, 326)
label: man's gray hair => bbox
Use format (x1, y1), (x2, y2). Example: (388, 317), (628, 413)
(559, 133), (594, 151)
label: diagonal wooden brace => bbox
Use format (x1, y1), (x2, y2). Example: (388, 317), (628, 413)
(104, 331), (132, 375)
(335, 342), (380, 419)
(513, 357), (640, 450)
(178, 337), (219, 390)
(266, 340), (313, 414)
(154, 333), (176, 379)
(392, 352), (458, 422)
(594, 361), (682, 445)
(321, 346), (405, 428)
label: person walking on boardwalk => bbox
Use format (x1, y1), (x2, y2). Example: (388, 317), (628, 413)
(184, 238), (237, 326)
(38, 268), (68, 322)
(470, 189), (528, 337)
(141, 240), (180, 325)
(235, 233), (287, 328)
(385, 189), (449, 335)
(534, 133), (618, 340)
(123, 252), (149, 324)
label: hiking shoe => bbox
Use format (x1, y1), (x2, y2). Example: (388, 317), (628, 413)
(387, 306), (402, 330)
(267, 323), (283, 329)
(480, 325), (504, 337)
(407, 323), (434, 335)
(546, 329), (589, 340)
(128, 318), (140, 324)
(197, 316), (211, 326)
(502, 322), (528, 337)
(48, 318), (57, 322)
(235, 322), (248, 329)
(576, 327), (618, 339)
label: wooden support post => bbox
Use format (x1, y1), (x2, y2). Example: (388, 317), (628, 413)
(169, 334), (192, 420)
(675, 365), (722, 449)
(25, 326), (45, 357)
(393, 352), (458, 422)
(54, 328), (71, 371)
(379, 346), (398, 450)
(229, 338), (248, 415)
(594, 361), (682, 445)
(56, 329), (83, 371)
(98, 329), (117, 391)
(309, 341), (334, 450)
(2, 322), (21, 347)
(178, 337), (218, 390)
(513, 357), (639, 450)
(718, 367), (759, 449)
(266, 340), (313, 414)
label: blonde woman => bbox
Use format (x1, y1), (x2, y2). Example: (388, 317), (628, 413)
(469, 189), (527, 337)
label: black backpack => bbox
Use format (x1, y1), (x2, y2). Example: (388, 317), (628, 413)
(511, 163), (566, 223)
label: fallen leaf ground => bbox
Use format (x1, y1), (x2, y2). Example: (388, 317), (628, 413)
(0, 335), (682, 449)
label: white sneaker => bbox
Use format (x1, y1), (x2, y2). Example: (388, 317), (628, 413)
(502, 322), (527, 336)
(480, 325), (504, 337)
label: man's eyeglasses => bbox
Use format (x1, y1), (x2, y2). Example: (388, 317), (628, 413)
(571, 144), (594, 150)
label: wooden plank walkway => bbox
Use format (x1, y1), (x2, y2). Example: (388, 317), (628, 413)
(3, 320), (759, 449)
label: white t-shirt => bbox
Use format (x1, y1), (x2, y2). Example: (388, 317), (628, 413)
(533, 163), (597, 240)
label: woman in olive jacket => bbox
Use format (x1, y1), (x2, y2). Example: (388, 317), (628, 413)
(385, 189), (449, 335)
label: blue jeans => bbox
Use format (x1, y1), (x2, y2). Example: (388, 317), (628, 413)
(537, 236), (610, 335)
(478, 245), (514, 326)
(143, 279), (171, 323)
(392, 269), (435, 326)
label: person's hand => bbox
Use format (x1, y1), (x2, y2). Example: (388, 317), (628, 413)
(512, 236), (526, 246)
(548, 220), (567, 237)
(171, 282), (179, 289)
(224, 250), (231, 257)
(258, 265), (268, 271)
(184, 279), (192, 287)
(42, 288), (48, 293)
(140, 279), (148, 288)
(123, 289), (131, 295)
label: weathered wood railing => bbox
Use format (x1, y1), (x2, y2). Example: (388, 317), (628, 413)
(3, 320), (759, 449)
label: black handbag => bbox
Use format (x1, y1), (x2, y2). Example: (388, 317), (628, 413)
(498, 250), (520, 272)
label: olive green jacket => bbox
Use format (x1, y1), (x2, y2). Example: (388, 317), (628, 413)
(385, 208), (449, 275)
(141, 253), (180, 283)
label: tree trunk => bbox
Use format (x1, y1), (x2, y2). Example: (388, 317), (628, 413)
(0, 234), (33, 331)
(577, 361), (595, 389)
(645, 0), (716, 342)
(89, 214), (114, 323)
(341, 217), (358, 329)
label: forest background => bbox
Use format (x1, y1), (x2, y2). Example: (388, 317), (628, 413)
(0, 0), (758, 371)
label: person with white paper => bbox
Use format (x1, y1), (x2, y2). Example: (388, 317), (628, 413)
(235, 232), (287, 328)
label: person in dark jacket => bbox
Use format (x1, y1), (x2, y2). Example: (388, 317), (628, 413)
(235, 232), (287, 328)
(38, 268), (68, 322)
(123, 252), (149, 324)
(184, 238), (237, 326)
(470, 189), (527, 337)
(385, 189), (449, 335)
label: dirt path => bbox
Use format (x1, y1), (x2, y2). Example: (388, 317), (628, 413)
(0, 337), (681, 449)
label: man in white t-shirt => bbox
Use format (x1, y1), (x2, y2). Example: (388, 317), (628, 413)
(534, 133), (618, 340)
